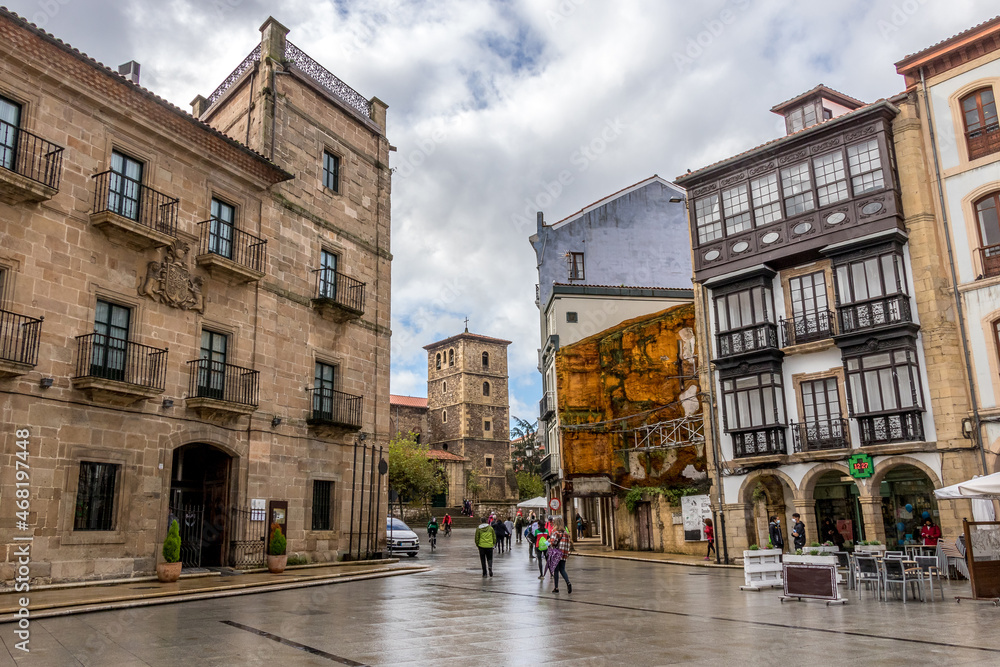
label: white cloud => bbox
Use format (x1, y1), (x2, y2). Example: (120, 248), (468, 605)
(9, 0), (992, 426)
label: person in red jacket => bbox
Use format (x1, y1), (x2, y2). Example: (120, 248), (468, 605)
(920, 518), (941, 546)
(703, 518), (716, 560)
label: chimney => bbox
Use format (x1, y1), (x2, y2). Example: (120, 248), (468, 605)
(118, 61), (141, 85)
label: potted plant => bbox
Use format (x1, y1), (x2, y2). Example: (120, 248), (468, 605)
(156, 519), (182, 583)
(267, 522), (287, 573)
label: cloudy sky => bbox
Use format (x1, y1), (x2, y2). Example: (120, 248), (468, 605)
(9, 0), (993, 423)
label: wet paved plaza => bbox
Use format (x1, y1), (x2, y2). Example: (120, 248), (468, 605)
(3, 528), (1000, 666)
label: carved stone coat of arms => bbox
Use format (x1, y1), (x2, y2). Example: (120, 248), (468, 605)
(138, 240), (205, 313)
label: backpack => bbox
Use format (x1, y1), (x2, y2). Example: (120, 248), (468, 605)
(536, 534), (549, 551)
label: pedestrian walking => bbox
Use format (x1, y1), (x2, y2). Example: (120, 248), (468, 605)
(576, 513), (586, 538)
(533, 516), (550, 578)
(491, 516), (507, 554)
(547, 517), (572, 593)
(475, 517), (496, 577)
(703, 518), (716, 560)
(514, 513), (525, 544)
(768, 515), (784, 552)
(504, 517), (514, 551)
(791, 513), (806, 551)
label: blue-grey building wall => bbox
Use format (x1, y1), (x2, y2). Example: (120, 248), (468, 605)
(531, 178), (693, 308)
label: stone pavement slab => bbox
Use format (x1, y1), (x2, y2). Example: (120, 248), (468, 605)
(572, 537), (741, 568)
(0, 560), (427, 623)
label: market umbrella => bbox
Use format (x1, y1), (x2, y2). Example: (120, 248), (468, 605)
(934, 472), (1000, 500)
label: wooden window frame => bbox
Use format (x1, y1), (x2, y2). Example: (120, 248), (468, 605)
(713, 285), (775, 334)
(569, 252), (585, 280)
(833, 249), (907, 306)
(844, 347), (924, 416)
(960, 87), (999, 161)
(720, 372), (786, 432)
(323, 150), (341, 193)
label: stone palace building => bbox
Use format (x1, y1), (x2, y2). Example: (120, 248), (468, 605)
(0, 12), (391, 582)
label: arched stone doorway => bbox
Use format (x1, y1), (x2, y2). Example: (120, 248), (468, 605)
(811, 470), (864, 544)
(874, 463), (939, 548)
(740, 472), (796, 549)
(170, 443), (234, 567)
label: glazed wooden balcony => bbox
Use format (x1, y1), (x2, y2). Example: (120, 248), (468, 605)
(780, 310), (835, 347)
(731, 425), (787, 458)
(791, 418), (849, 452)
(856, 410), (923, 446)
(716, 322), (779, 359)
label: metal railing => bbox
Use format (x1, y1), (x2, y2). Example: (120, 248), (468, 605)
(307, 387), (363, 429)
(791, 418), (849, 452)
(716, 322), (779, 358)
(837, 294), (911, 334)
(92, 170), (179, 236)
(74, 333), (167, 390)
(196, 220), (266, 274)
(0, 120), (64, 189)
(228, 505), (266, 569)
(966, 122), (1000, 161)
(187, 359), (259, 407)
(780, 310), (835, 347)
(978, 243), (1000, 279)
(168, 504), (205, 568)
(540, 452), (560, 480)
(312, 268), (365, 314)
(285, 41), (372, 117)
(0, 308), (42, 367)
(206, 44), (261, 107)
(856, 410), (924, 446)
(539, 391), (555, 421)
(731, 425), (786, 458)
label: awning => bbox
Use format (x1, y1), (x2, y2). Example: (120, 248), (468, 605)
(517, 496), (548, 509)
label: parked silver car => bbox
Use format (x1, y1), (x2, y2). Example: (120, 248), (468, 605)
(386, 517), (419, 557)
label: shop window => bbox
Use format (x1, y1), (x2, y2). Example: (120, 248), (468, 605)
(960, 88), (999, 161)
(311, 480), (333, 531)
(74, 462), (119, 531)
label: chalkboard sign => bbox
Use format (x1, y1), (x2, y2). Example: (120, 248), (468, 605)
(782, 563), (841, 602)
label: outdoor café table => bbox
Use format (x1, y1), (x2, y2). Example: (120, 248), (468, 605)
(905, 545), (936, 558)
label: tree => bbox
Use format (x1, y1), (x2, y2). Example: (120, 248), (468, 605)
(387, 432), (445, 516)
(510, 416), (543, 475)
(516, 471), (545, 500)
(466, 469), (484, 502)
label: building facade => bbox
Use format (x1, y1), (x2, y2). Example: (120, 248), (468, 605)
(529, 175), (694, 513)
(555, 304), (706, 553)
(677, 85), (978, 552)
(895, 18), (1000, 486)
(422, 331), (514, 503)
(0, 13), (390, 582)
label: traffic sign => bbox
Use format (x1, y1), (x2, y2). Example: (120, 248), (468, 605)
(549, 498), (561, 511)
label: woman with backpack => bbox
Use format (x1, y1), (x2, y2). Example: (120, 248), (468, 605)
(533, 517), (550, 579)
(546, 517), (572, 593)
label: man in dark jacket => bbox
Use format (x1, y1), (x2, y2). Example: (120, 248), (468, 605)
(491, 517), (508, 553)
(768, 516), (785, 552)
(791, 513), (806, 551)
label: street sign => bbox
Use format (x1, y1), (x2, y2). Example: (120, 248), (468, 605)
(549, 498), (561, 511)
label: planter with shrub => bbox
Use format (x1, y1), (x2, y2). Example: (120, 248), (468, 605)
(157, 519), (182, 583)
(267, 523), (287, 573)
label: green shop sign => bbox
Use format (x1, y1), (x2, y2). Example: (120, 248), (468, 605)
(848, 452), (874, 479)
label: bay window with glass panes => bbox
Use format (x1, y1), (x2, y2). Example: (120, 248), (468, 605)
(693, 137), (888, 248)
(833, 246), (911, 334)
(713, 283), (778, 358)
(721, 370), (787, 458)
(845, 345), (925, 445)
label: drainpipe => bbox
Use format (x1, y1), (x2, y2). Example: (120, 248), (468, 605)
(918, 68), (989, 477)
(700, 284), (729, 564)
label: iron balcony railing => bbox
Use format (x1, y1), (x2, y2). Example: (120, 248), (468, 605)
(187, 359), (259, 407)
(780, 310), (835, 347)
(978, 243), (1000, 279)
(195, 220), (267, 274)
(731, 425), (786, 458)
(307, 387), (363, 429)
(0, 120), (64, 189)
(966, 122), (1000, 161)
(540, 452), (560, 480)
(74, 333), (167, 390)
(856, 410), (924, 446)
(716, 322), (779, 358)
(791, 418), (849, 452)
(312, 268), (366, 315)
(837, 294), (912, 335)
(0, 308), (43, 367)
(92, 170), (179, 236)
(539, 391), (555, 421)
